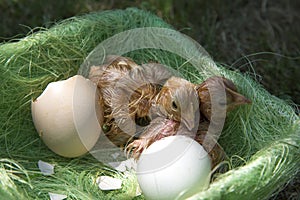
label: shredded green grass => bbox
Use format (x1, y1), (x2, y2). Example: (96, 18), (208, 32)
(0, 8), (299, 199)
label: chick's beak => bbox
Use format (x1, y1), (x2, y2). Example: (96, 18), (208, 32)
(182, 116), (195, 131)
(226, 88), (252, 111)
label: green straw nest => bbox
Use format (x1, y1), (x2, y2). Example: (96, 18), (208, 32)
(0, 8), (299, 199)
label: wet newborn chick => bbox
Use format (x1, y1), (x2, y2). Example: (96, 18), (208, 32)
(89, 56), (172, 148)
(195, 76), (251, 166)
(127, 76), (251, 168)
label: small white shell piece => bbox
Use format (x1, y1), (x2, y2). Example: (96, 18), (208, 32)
(38, 160), (54, 175)
(48, 192), (67, 200)
(96, 176), (122, 190)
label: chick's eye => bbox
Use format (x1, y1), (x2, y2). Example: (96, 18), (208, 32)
(172, 101), (178, 110)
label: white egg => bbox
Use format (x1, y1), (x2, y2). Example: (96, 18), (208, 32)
(136, 135), (211, 200)
(31, 75), (103, 157)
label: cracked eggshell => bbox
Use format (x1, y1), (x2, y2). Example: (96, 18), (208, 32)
(31, 75), (103, 157)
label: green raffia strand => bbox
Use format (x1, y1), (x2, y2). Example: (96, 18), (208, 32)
(0, 8), (299, 199)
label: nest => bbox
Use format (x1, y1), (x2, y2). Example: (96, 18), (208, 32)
(0, 8), (299, 199)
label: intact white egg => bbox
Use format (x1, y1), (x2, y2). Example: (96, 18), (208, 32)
(31, 75), (103, 157)
(136, 135), (211, 200)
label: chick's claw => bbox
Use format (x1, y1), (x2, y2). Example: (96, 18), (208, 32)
(125, 138), (149, 160)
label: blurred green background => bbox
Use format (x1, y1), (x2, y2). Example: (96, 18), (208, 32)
(0, 0), (299, 199)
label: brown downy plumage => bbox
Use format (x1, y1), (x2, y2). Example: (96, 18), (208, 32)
(89, 56), (172, 148)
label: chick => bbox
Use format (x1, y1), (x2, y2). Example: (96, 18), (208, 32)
(126, 75), (251, 168)
(89, 56), (172, 147)
(195, 76), (251, 165)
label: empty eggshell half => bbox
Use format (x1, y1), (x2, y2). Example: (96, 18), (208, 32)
(31, 75), (103, 157)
